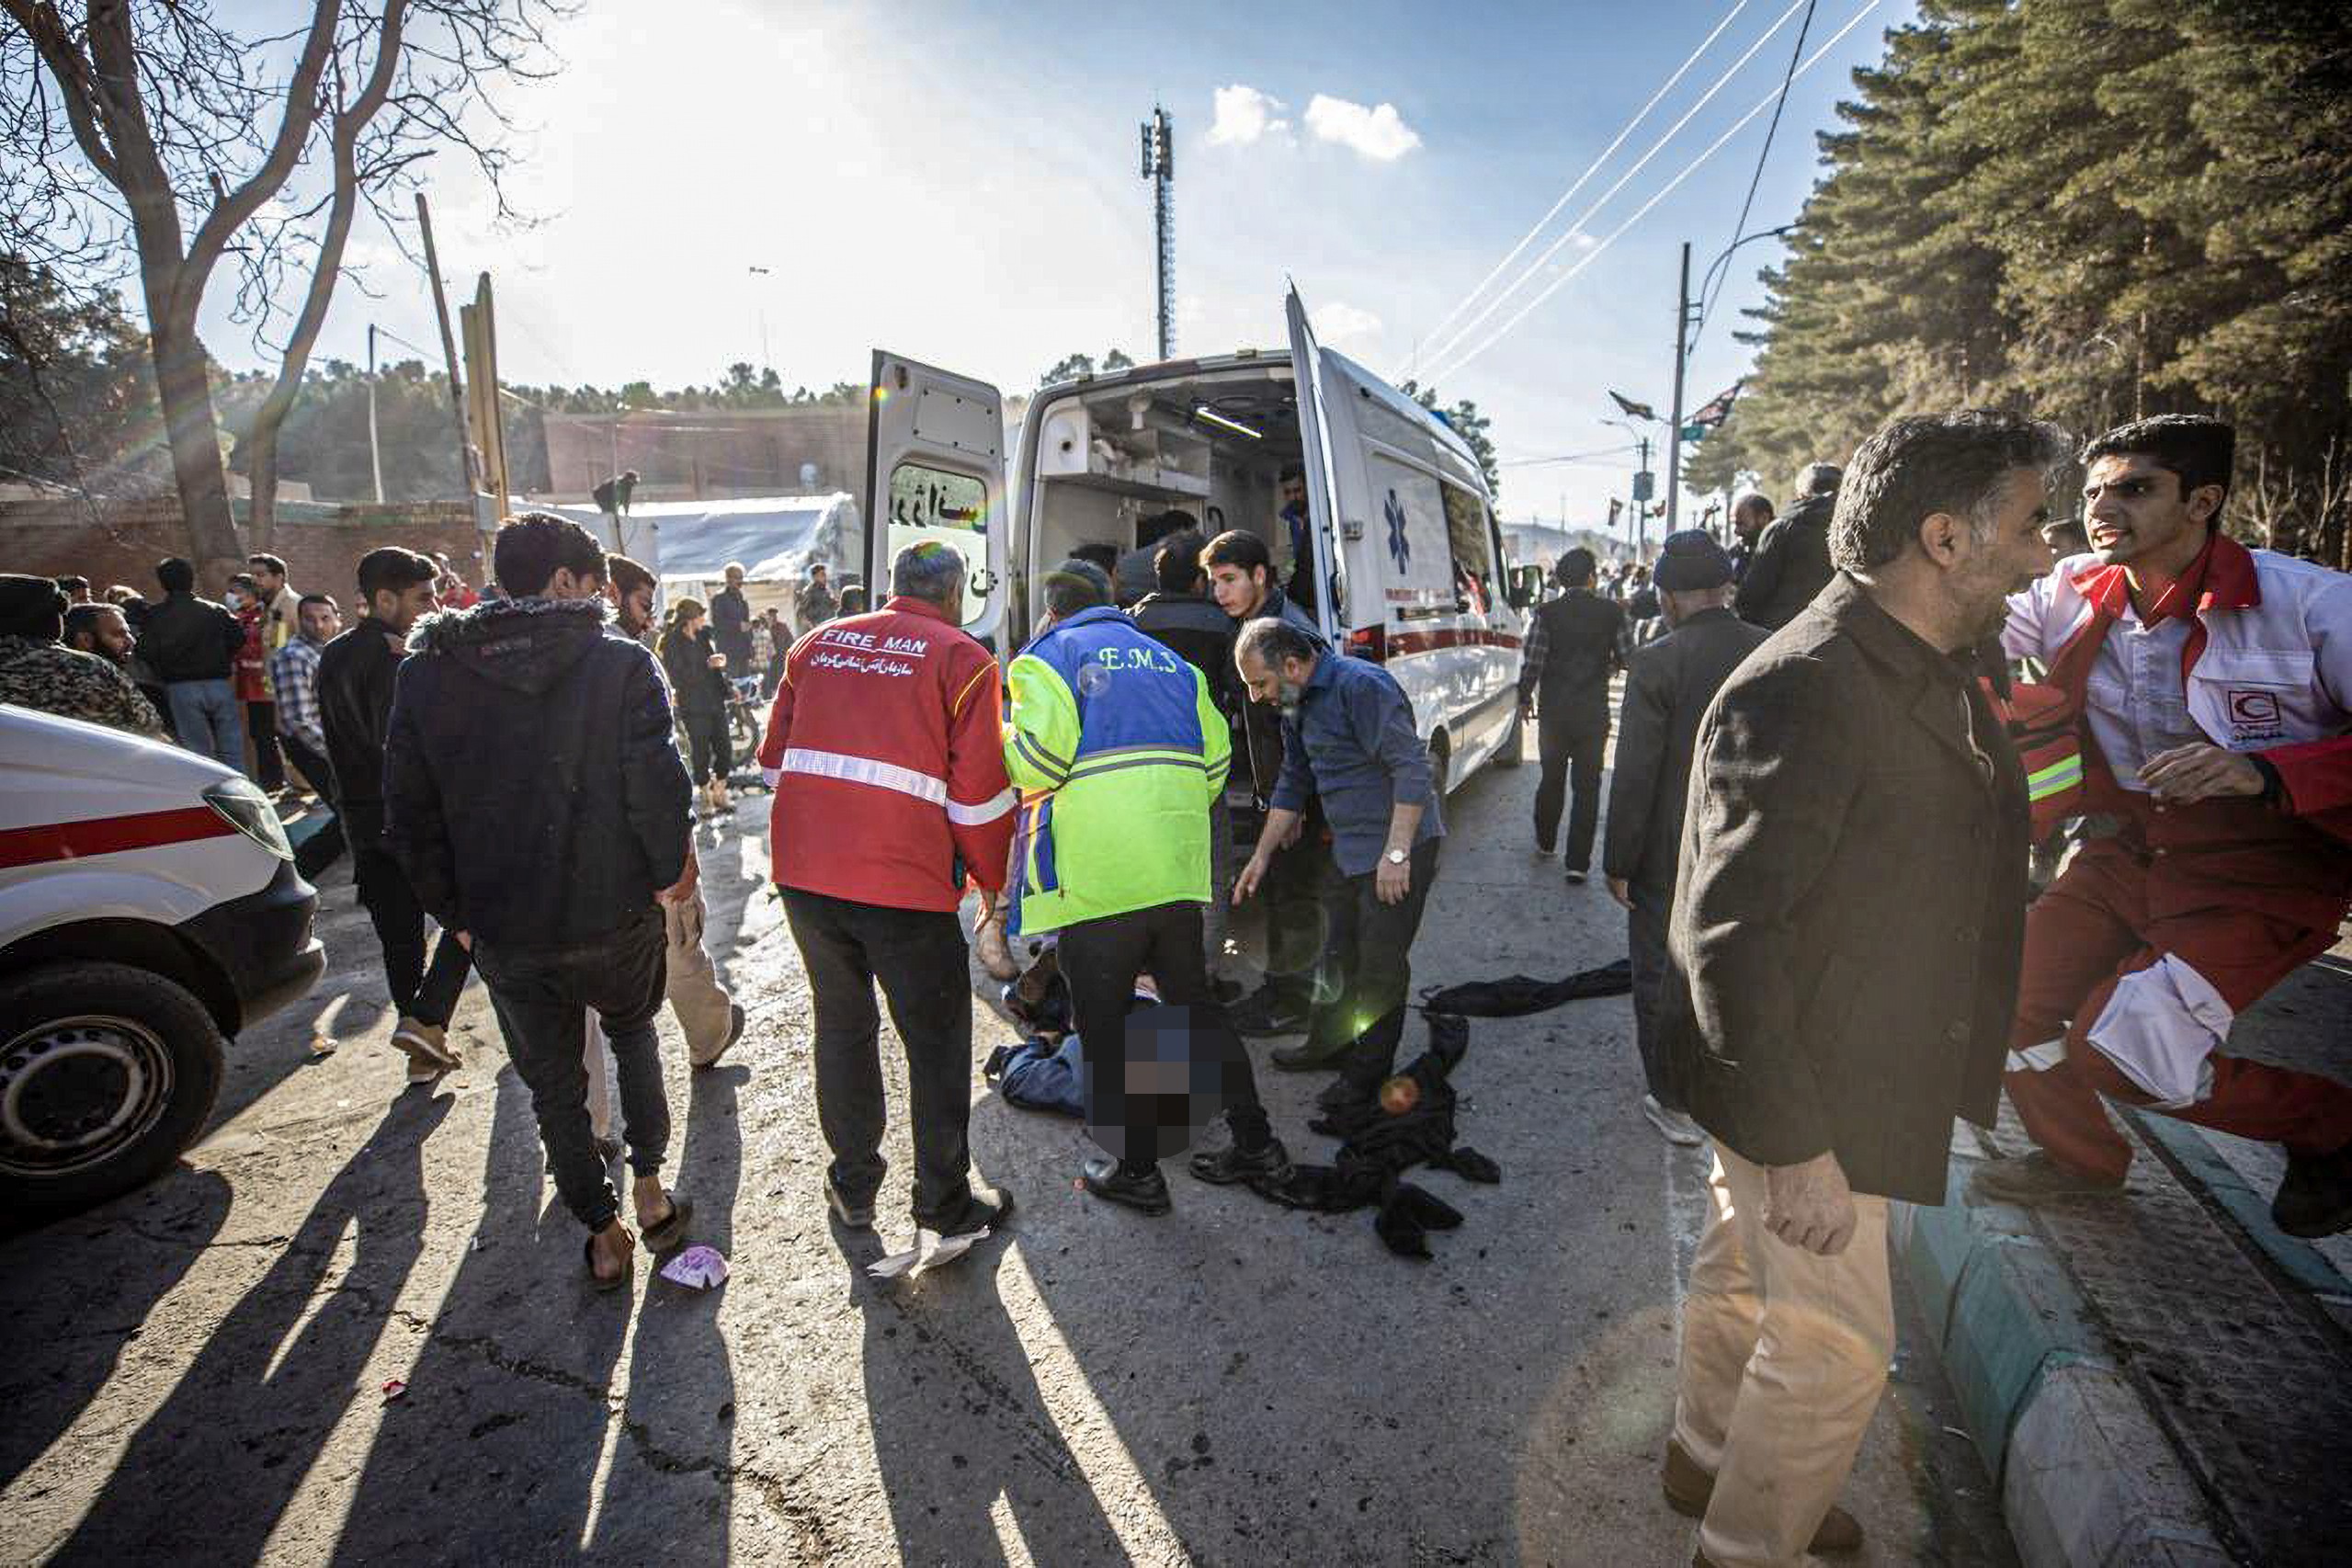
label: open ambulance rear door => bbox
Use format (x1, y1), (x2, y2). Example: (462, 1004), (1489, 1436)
(1284, 285), (1344, 637)
(864, 351), (1007, 648)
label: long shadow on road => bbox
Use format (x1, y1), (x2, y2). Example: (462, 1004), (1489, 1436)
(49, 1092), (452, 1564)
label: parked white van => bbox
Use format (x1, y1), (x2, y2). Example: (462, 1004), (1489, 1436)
(858, 287), (1529, 793)
(1, 706), (326, 1216)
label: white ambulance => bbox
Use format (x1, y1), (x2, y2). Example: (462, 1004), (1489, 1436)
(858, 287), (1530, 793)
(1, 706), (326, 1217)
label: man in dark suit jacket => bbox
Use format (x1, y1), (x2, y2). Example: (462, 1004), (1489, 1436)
(1603, 531), (1768, 1148)
(1734, 462), (1841, 630)
(1656, 411), (2062, 1568)
(1517, 547), (1625, 882)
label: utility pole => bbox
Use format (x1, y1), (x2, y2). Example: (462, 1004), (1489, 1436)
(1665, 241), (1691, 534)
(366, 324), (385, 503)
(1632, 433), (1653, 559)
(1140, 105), (1174, 360)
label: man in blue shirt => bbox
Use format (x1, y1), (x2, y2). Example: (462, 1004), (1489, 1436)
(1233, 616), (1443, 1113)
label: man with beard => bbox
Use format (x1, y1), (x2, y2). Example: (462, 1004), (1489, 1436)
(1658, 411), (2060, 1567)
(0, 575), (163, 737)
(1976, 415), (2352, 1235)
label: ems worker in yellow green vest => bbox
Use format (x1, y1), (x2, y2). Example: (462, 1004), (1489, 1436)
(1004, 558), (1291, 1216)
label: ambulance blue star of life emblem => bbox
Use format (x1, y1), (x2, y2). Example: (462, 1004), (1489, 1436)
(1385, 489), (1411, 573)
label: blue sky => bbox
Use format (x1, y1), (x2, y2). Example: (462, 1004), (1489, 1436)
(200, 0), (1911, 530)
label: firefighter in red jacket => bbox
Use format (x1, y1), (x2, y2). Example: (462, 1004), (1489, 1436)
(758, 542), (1016, 1242)
(1976, 416), (2352, 1236)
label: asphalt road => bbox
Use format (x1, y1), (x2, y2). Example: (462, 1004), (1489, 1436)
(1, 740), (2016, 1566)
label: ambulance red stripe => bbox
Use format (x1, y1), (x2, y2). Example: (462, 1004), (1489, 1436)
(0, 805), (239, 869)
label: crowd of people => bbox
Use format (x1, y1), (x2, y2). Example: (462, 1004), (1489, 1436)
(5, 403), (2347, 1567)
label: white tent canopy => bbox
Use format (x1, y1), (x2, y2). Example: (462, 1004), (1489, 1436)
(540, 494), (861, 585)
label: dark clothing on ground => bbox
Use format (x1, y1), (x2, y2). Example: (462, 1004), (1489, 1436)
(137, 590), (244, 684)
(315, 619), (407, 851)
(1255, 1010), (1501, 1259)
(352, 844), (472, 1026)
(1307, 836), (1442, 1089)
(1657, 574), (2030, 1204)
(472, 906), (668, 1232)
(1535, 707), (1608, 870)
(783, 888), (979, 1229)
(1418, 959), (1632, 1017)
(1272, 652), (1443, 878)
(1131, 591), (1239, 712)
(383, 597), (693, 948)
(1604, 607), (1772, 892)
(709, 585), (753, 669)
(1058, 900), (1270, 1172)
(1733, 491), (1836, 631)
(1518, 587), (1623, 713)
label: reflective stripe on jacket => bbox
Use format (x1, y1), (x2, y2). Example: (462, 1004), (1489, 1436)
(1003, 606), (1231, 936)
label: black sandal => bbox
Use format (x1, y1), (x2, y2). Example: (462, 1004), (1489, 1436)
(640, 1192), (693, 1253)
(584, 1233), (629, 1292)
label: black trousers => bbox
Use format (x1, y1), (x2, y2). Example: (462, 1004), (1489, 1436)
(278, 733), (346, 879)
(1058, 900), (1269, 1173)
(1625, 879), (1682, 1109)
(245, 700), (285, 790)
(1535, 703), (1609, 870)
(352, 845), (472, 1026)
(474, 908), (669, 1232)
(782, 889), (975, 1229)
(1258, 800), (1338, 1008)
(681, 709), (732, 785)
(1305, 837), (1442, 1085)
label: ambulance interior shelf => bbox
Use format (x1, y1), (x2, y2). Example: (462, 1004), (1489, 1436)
(1034, 394), (1212, 503)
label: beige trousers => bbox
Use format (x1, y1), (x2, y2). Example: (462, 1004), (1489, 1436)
(1672, 1145), (1893, 1568)
(585, 892), (736, 1139)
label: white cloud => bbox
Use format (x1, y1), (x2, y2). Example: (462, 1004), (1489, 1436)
(1303, 95), (1422, 162)
(1207, 85), (1290, 146)
(1316, 301), (1382, 346)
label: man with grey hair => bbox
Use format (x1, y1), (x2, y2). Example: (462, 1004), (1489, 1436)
(1234, 612), (1444, 1117)
(1735, 461), (1840, 630)
(1656, 411), (2059, 1566)
(758, 540), (1016, 1243)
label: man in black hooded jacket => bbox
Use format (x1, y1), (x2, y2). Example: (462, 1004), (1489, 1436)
(384, 512), (697, 1290)
(1734, 462), (1841, 631)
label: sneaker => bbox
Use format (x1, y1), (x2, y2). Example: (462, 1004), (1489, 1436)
(1563, 869), (1589, 886)
(1641, 1094), (1707, 1147)
(1229, 991), (1311, 1037)
(2271, 1144), (2352, 1238)
(1190, 1136), (1293, 1187)
(390, 1016), (460, 1073)
(1662, 1437), (1861, 1554)
(1967, 1149), (2126, 1208)
(824, 1176), (875, 1230)
(926, 1184), (1013, 1239)
(1080, 1157), (1172, 1216)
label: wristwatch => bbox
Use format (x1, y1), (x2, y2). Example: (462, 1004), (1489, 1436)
(1384, 847), (1408, 866)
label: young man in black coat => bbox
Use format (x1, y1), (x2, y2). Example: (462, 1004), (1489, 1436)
(1733, 462), (1841, 631)
(383, 513), (697, 1290)
(317, 547), (472, 1084)
(1657, 411), (2062, 1567)
(1517, 547), (1623, 883)
(1601, 531), (1767, 1148)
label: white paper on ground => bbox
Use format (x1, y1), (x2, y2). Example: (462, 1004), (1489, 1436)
(867, 1226), (990, 1280)
(659, 1244), (731, 1289)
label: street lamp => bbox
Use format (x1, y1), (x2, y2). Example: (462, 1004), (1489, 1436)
(1665, 223), (1801, 533)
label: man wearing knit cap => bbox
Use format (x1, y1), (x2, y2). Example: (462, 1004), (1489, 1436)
(1604, 533), (1767, 1147)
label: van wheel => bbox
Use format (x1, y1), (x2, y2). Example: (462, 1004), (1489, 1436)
(0, 962), (226, 1219)
(1493, 705), (1525, 767)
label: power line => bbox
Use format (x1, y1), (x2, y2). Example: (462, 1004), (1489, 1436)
(1403, 0), (1756, 382)
(1692, 0), (1817, 360)
(1415, 0), (1817, 378)
(1499, 442), (1642, 469)
(1424, 0), (1880, 385)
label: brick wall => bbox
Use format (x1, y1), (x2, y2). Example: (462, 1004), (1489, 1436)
(0, 497), (487, 601)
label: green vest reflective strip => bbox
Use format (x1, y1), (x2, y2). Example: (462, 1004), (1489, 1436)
(2026, 753), (2083, 801)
